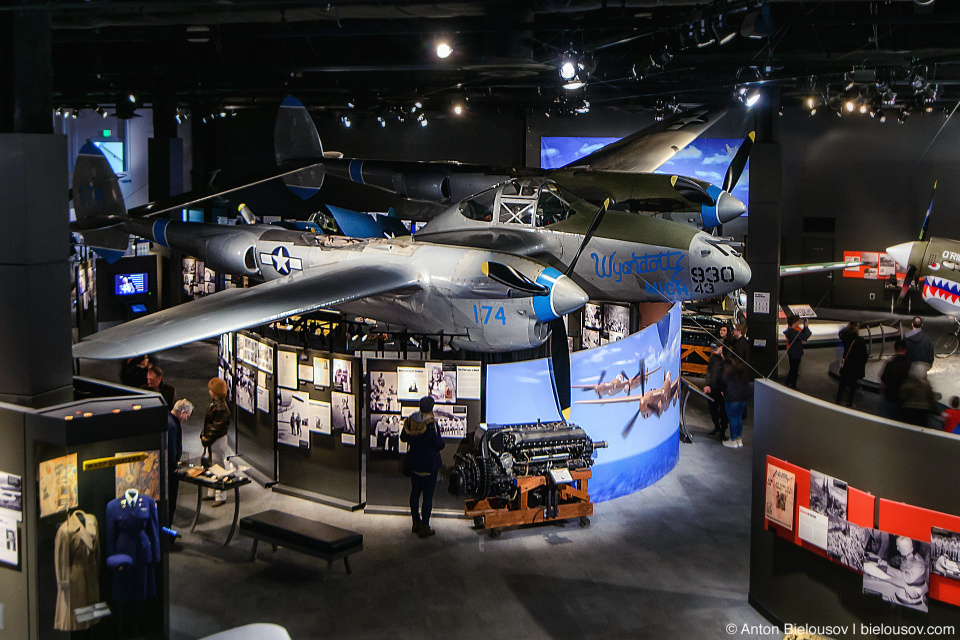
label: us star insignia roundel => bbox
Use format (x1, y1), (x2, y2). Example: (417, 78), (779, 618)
(260, 245), (303, 275)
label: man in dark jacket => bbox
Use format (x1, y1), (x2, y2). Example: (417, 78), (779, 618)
(401, 396), (445, 538)
(703, 344), (729, 441)
(143, 366), (175, 407)
(836, 323), (868, 407)
(167, 399), (193, 522)
(731, 323), (750, 368)
(904, 316), (935, 372)
(783, 316), (812, 389)
(880, 339), (912, 421)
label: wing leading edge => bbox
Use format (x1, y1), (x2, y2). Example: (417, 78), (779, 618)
(74, 260), (421, 360)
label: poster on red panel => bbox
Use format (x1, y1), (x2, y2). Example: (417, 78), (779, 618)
(931, 527), (960, 581)
(765, 463), (796, 530)
(844, 251), (906, 281)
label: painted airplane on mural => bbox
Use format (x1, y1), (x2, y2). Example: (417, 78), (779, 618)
(887, 182), (960, 319)
(71, 143), (752, 361)
(573, 362), (661, 399)
(575, 361), (680, 437)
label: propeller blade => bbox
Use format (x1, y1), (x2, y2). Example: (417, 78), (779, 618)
(549, 317), (572, 418)
(723, 131), (755, 192)
(640, 360), (646, 396)
(670, 175), (715, 206)
(481, 262), (549, 296)
(622, 406), (642, 438)
(919, 180), (936, 242)
(898, 264), (917, 304)
(565, 198), (610, 277)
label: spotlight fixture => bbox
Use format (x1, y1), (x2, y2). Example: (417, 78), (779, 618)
(738, 86), (761, 108)
(859, 104), (868, 114)
(879, 111), (887, 123)
(341, 115), (351, 128)
(712, 18), (737, 46)
(559, 49), (578, 81)
(436, 41), (453, 59)
(96, 106), (108, 118)
(452, 104), (463, 116)
(694, 21), (716, 48)
(127, 93), (137, 104)
(55, 107), (63, 117)
(377, 115), (386, 128)
(654, 99), (666, 122)
(417, 113), (427, 127)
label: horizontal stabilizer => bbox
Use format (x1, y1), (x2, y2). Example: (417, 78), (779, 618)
(74, 260), (421, 359)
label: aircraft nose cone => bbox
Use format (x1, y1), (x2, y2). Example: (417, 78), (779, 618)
(716, 191), (747, 224)
(550, 274), (589, 318)
(886, 242), (916, 270)
(732, 256), (752, 289)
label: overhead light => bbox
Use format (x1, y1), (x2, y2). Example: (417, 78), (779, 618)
(859, 104), (868, 114)
(55, 107), (63, 117)
(95, 106), (108, 118)
(654, 99), (666, 122)
(436, 41), (453, 59)
(740, 87), (761, 108)
(712, 19), (737, 46)
(341, 115), (351, 128)
(417, 113), (427, 127)
(845, 100), (855, 112)
(879, 111), (887, 123)
(377, 115), (386, 127)
(694, 21), (716, 48)
(347, 101), (355, 109)
(127, 94), (137, 103)
(809, 108), (817, 117)
(559, 49), (578, 80)
(186, 25), (211, 43)
(414, 101), (423, 109)
(575, 99), (590, 114)
(452, 104), (463, 116)
(70, 109), (79, 119)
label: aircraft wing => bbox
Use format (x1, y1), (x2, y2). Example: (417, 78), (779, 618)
(779, 260), (866, 277)
(575, 394), (646, 405)
(73, 260), (420, 359)
(563, 106), (727, 173)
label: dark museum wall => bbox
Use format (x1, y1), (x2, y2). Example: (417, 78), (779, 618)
(194, 101), (960, 314)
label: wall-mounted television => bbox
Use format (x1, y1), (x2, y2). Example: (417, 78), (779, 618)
(115, 273), (147, 296)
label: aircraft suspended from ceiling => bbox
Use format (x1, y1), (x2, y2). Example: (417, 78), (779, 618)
(71, 138), (753, 411)
(887, 182), (960, 320)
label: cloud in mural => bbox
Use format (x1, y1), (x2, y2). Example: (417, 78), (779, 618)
(541, 147), (559, 158)
(696, 170), (724, 182)
(578, 142), (609, 156)
(702, 152), (731, 165)
(673, 145), (703, 160)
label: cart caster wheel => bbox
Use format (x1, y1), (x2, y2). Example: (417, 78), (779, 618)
(489, 528), (501, 539)
(579, 517), (590, 528)
(473, 516), (485, 528)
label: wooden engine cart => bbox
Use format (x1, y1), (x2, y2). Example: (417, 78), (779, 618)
(464, 468), (593, 538)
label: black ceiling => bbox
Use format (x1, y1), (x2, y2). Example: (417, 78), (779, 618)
(44, 0), (960, 121)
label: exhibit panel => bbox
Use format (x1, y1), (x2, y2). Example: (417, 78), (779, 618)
(232, 331), (277, 480)
(274, 346), (363, 507)
(365, 358), (482, 513)
(751, 381), (960, 632)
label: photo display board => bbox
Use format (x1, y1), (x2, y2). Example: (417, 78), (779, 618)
(843, 250), (908, 282)
(232, 331), (277, 480)
(365, 358), (482, 512)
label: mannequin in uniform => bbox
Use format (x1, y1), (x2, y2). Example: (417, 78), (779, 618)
(105, 488), (161, 603)
(54, 510), (100, 631)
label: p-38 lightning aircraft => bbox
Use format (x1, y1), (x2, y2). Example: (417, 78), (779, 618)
(575, 363), (680, 437)
(572, 362), (661, 399)
(71, 143), (751, 362)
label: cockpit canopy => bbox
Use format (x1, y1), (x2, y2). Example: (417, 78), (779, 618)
(459, 178), (576, 228)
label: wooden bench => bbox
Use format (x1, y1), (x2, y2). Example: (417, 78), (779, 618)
(239, 510), (363, 582)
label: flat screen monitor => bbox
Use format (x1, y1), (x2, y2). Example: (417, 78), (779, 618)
(115, 273), (147, 296)
(130, 304), (147, 314)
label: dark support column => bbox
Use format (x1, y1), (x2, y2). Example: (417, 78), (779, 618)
(148, 85), (185, 310)
(746, 87), (782, 381)
(0, 5), (52, 134)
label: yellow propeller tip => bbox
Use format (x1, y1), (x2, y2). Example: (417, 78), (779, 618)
(562, 407), (571, 421)
(480, 262), (489, 276)
(748, 131), (756, 141)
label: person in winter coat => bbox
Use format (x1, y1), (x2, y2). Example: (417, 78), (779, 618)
(880, 339), (911, 421)
(703, 343), (729, 441)
(783, 316), (812, 389)
(899, 363), (938, 428)
(201, 378), (231, 505)
(904, 316), (935, 372)
(731, 323), (750, 368)
(836, 323), (869, 407)
(720, 359), (753, 448)
(400, 396), (445, 538)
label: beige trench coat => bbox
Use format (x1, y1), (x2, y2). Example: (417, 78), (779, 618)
(54, 510), (100, 631)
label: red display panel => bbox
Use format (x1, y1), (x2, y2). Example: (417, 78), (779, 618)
(879, 499), (960, 607)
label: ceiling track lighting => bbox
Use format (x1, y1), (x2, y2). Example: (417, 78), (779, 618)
(341, 115), (351, 128)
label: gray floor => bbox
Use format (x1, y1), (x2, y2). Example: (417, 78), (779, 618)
(75, 317), (958, 640)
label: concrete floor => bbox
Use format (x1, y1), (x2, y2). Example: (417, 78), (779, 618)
(74, 315), (959, 640)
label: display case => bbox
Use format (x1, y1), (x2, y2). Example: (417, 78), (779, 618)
(0, 378), (169, 640)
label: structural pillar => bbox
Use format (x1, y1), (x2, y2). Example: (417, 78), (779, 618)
(746, 87), (782, 381)
(148, 81), (185, 309)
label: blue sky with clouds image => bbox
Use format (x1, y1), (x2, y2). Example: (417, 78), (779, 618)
(541, 137), (749, 216)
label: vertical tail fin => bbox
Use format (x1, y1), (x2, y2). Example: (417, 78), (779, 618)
(73, 142), (130, 261)
(275, 96), (325, 200)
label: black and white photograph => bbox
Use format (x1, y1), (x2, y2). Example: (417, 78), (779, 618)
(435, 405), (468, 438)
(582, 328), (601, 350)
(236, 366), (256, 414)
(277, 389), (310, 448)
(397, 366), (427, 401)
(603, 304), (631, 343)
(333, 358), (353, 393)
(277, 349), (298, 389)
(256, 340), (273, 374)
(827, 516), (871, 571)
(313, 357), (330, 388)
(862, 531), (930, 612)
(369, 371), (400, 413)
(0, 471), (23, 522)
(370, 413), (402, 452)
(427, 362), (457, 404)
(0, 515), (18, 568)
(931, 527), (960, 581)
(583, 302), (603, 331)
(809, 470), (848, 520)
(331, 391), (356, 434)
(307, 398), (332, 435)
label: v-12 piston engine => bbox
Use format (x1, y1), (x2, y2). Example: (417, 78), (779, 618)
(449, 421), (606, 501)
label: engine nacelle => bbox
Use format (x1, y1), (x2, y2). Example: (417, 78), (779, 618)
(160, 223), (268, 277)
(201, 232), (262, 276)
(393, 172), (452, 202)
(449, 421), (607, 501)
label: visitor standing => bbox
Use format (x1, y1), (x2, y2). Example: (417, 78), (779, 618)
(201, 378), (231, 506)
(904, 317), (935, 372)
(703, 343), (729, 441)
(401, 396), (445, 538)
(783, 316), (812, 389)
(836, 323), (868, 408)
(880, 339), (911, 421)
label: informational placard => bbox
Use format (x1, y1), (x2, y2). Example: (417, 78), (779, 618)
(277, 350), (298, 390)
(843, 251), (906, 281)
(398, 366), (427, 401)
(298, 363), (313, 382)
(236, 366), (255, 414)
(435, 405), (468, 438)
(0, 471), (23, 522)
(765, 463), (796, 530)
(753, 292), (770, 314)
(38, 453), (78, 518)
(313, 357), (330, 388)
(798, 506), (829, 550)
(785, 304), (817, 319)
(308, 398), (332, 434)
(456, 365), (481, 400)
(0, 515), (18, 568)
(255, 340), (273, 374)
